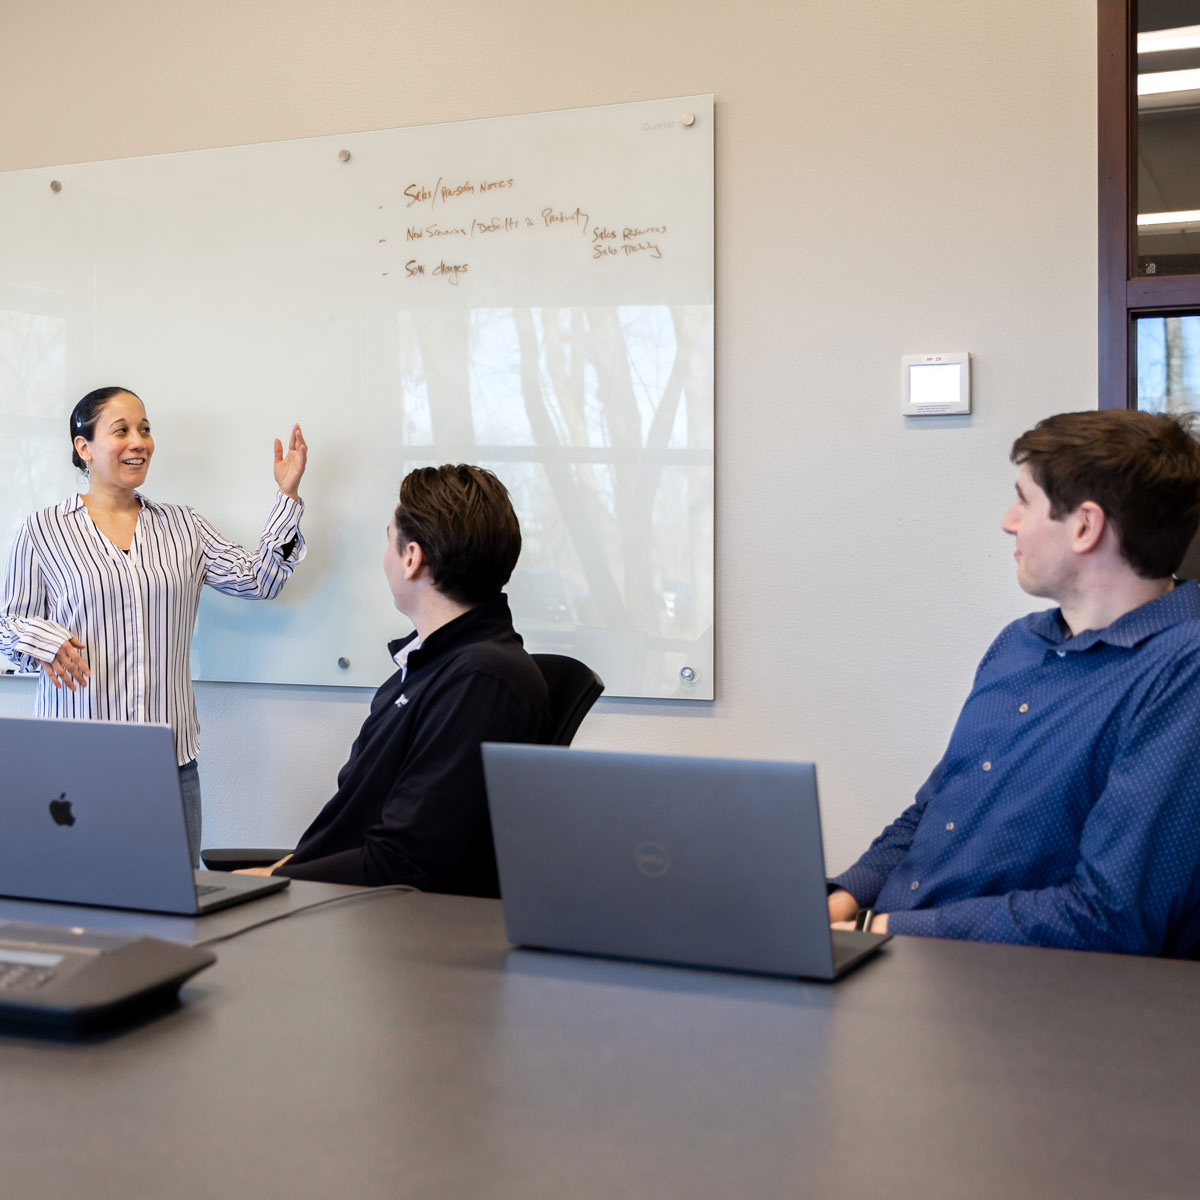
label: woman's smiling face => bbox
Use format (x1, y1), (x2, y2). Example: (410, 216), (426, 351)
(75, 391), (154, 491)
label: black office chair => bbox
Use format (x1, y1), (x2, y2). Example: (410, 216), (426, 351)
(530, 652), (605, 746)
(201, 653), (604, 872)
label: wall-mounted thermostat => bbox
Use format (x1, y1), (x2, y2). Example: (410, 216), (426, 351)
(901, 352), (970, 416)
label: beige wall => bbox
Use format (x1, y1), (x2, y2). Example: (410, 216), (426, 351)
(0, 0), (1098, 868)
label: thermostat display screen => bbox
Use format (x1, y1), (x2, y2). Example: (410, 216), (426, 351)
(901, 352), (970, 415)
(909, 362), (961, 408)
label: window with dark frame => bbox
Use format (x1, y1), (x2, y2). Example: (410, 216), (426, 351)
(1098, 0), (1200, 411)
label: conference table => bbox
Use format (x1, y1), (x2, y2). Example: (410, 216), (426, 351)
(1, 884), (1197, 1199)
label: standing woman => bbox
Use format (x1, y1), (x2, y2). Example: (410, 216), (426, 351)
(0, 386), (308, 865)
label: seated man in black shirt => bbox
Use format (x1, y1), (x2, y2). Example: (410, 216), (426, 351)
(239, 464), (548, 895)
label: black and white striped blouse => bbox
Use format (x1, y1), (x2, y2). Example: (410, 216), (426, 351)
(0, 491), (305, 764)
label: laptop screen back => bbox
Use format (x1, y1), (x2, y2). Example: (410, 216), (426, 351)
(0, 717), (198, 912)
(483, 744), (838, 979)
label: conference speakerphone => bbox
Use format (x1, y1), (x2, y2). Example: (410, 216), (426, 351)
(0, 922), (215, 1031)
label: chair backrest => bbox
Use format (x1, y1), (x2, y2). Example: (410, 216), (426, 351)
(531, 654), (604, 746)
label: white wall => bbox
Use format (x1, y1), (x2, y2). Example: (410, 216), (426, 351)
(0, 0), (1098, 869)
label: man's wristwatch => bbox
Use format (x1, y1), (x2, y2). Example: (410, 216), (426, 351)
(853, 908), (876, 932)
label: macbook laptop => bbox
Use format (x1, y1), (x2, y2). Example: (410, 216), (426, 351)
(482, 744), (891, 981)
(0, 717), (289, 915)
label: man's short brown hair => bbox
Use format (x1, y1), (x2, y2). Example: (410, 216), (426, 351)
(1011, 409), (1200, 579)
(394, 464), (522, 605)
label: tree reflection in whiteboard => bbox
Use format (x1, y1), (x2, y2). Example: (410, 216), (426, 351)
(393, 302), (713, 694)
(0, 310), (72, 548)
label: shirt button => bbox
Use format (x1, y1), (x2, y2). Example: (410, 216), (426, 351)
(1056, 650), (1066, 658)
(1018, 703), (1029, 713)
(982, 761), (992, 771)
(911, 880), (920, 890)
(945, 821), (955, 831)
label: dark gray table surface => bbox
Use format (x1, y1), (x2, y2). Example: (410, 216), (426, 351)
(0, 877), (367, 945)
(1, 889), (1197, 1199)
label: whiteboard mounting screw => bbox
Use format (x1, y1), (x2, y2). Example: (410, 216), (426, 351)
(338, 149), (351, 163)
(680, 666), (696, 683)
(337, 657), (350, 669)
(681, 113), (695, 127)
(50, 180), (63, 192)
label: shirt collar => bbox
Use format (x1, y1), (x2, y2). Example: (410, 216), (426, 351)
(64, 491), (162, 515)
(390, 634), (421, 681)
(1026, 578), (1200, 652)
(385, 595), (517, 668)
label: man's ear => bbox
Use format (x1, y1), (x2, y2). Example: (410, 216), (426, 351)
(1071, 501), (1107, 555)
(403, 541), (426, 580)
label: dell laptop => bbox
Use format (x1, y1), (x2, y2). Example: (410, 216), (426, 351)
(0, 717), (289, 915)
(482, 744), (890, 981)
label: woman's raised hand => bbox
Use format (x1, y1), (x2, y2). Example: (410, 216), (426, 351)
(273, 424), (308, 500)
(43, 636), (90, 690)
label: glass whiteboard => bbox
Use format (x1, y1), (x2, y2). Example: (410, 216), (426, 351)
(0, 95), (713, 698)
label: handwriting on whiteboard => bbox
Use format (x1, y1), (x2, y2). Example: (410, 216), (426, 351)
(393, 177), (668, 284)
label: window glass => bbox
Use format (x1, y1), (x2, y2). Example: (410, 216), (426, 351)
(1135, 313), (1200, 410)
(1136, 1), (1200, 275)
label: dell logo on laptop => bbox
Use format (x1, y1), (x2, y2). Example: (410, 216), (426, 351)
(633, 842), (669, 877)
(49, 794), (76, 827)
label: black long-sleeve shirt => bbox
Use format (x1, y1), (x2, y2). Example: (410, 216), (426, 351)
(278, 596), (547, 895)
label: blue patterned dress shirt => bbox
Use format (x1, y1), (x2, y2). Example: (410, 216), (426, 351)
(831, 580), (1200, 957)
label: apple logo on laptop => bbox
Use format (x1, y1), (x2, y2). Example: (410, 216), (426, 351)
(49, 793), (76, 826)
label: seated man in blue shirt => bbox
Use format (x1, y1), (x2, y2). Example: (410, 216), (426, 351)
(829, 409), (1200, 956)
(238, 464), (548, 895)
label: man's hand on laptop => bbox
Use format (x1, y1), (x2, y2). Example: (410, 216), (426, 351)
(831, 913), (890, 934)
(233, 855), (293, 877)
(827, 888), (860, 924)
(829, 888), (889, 933)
